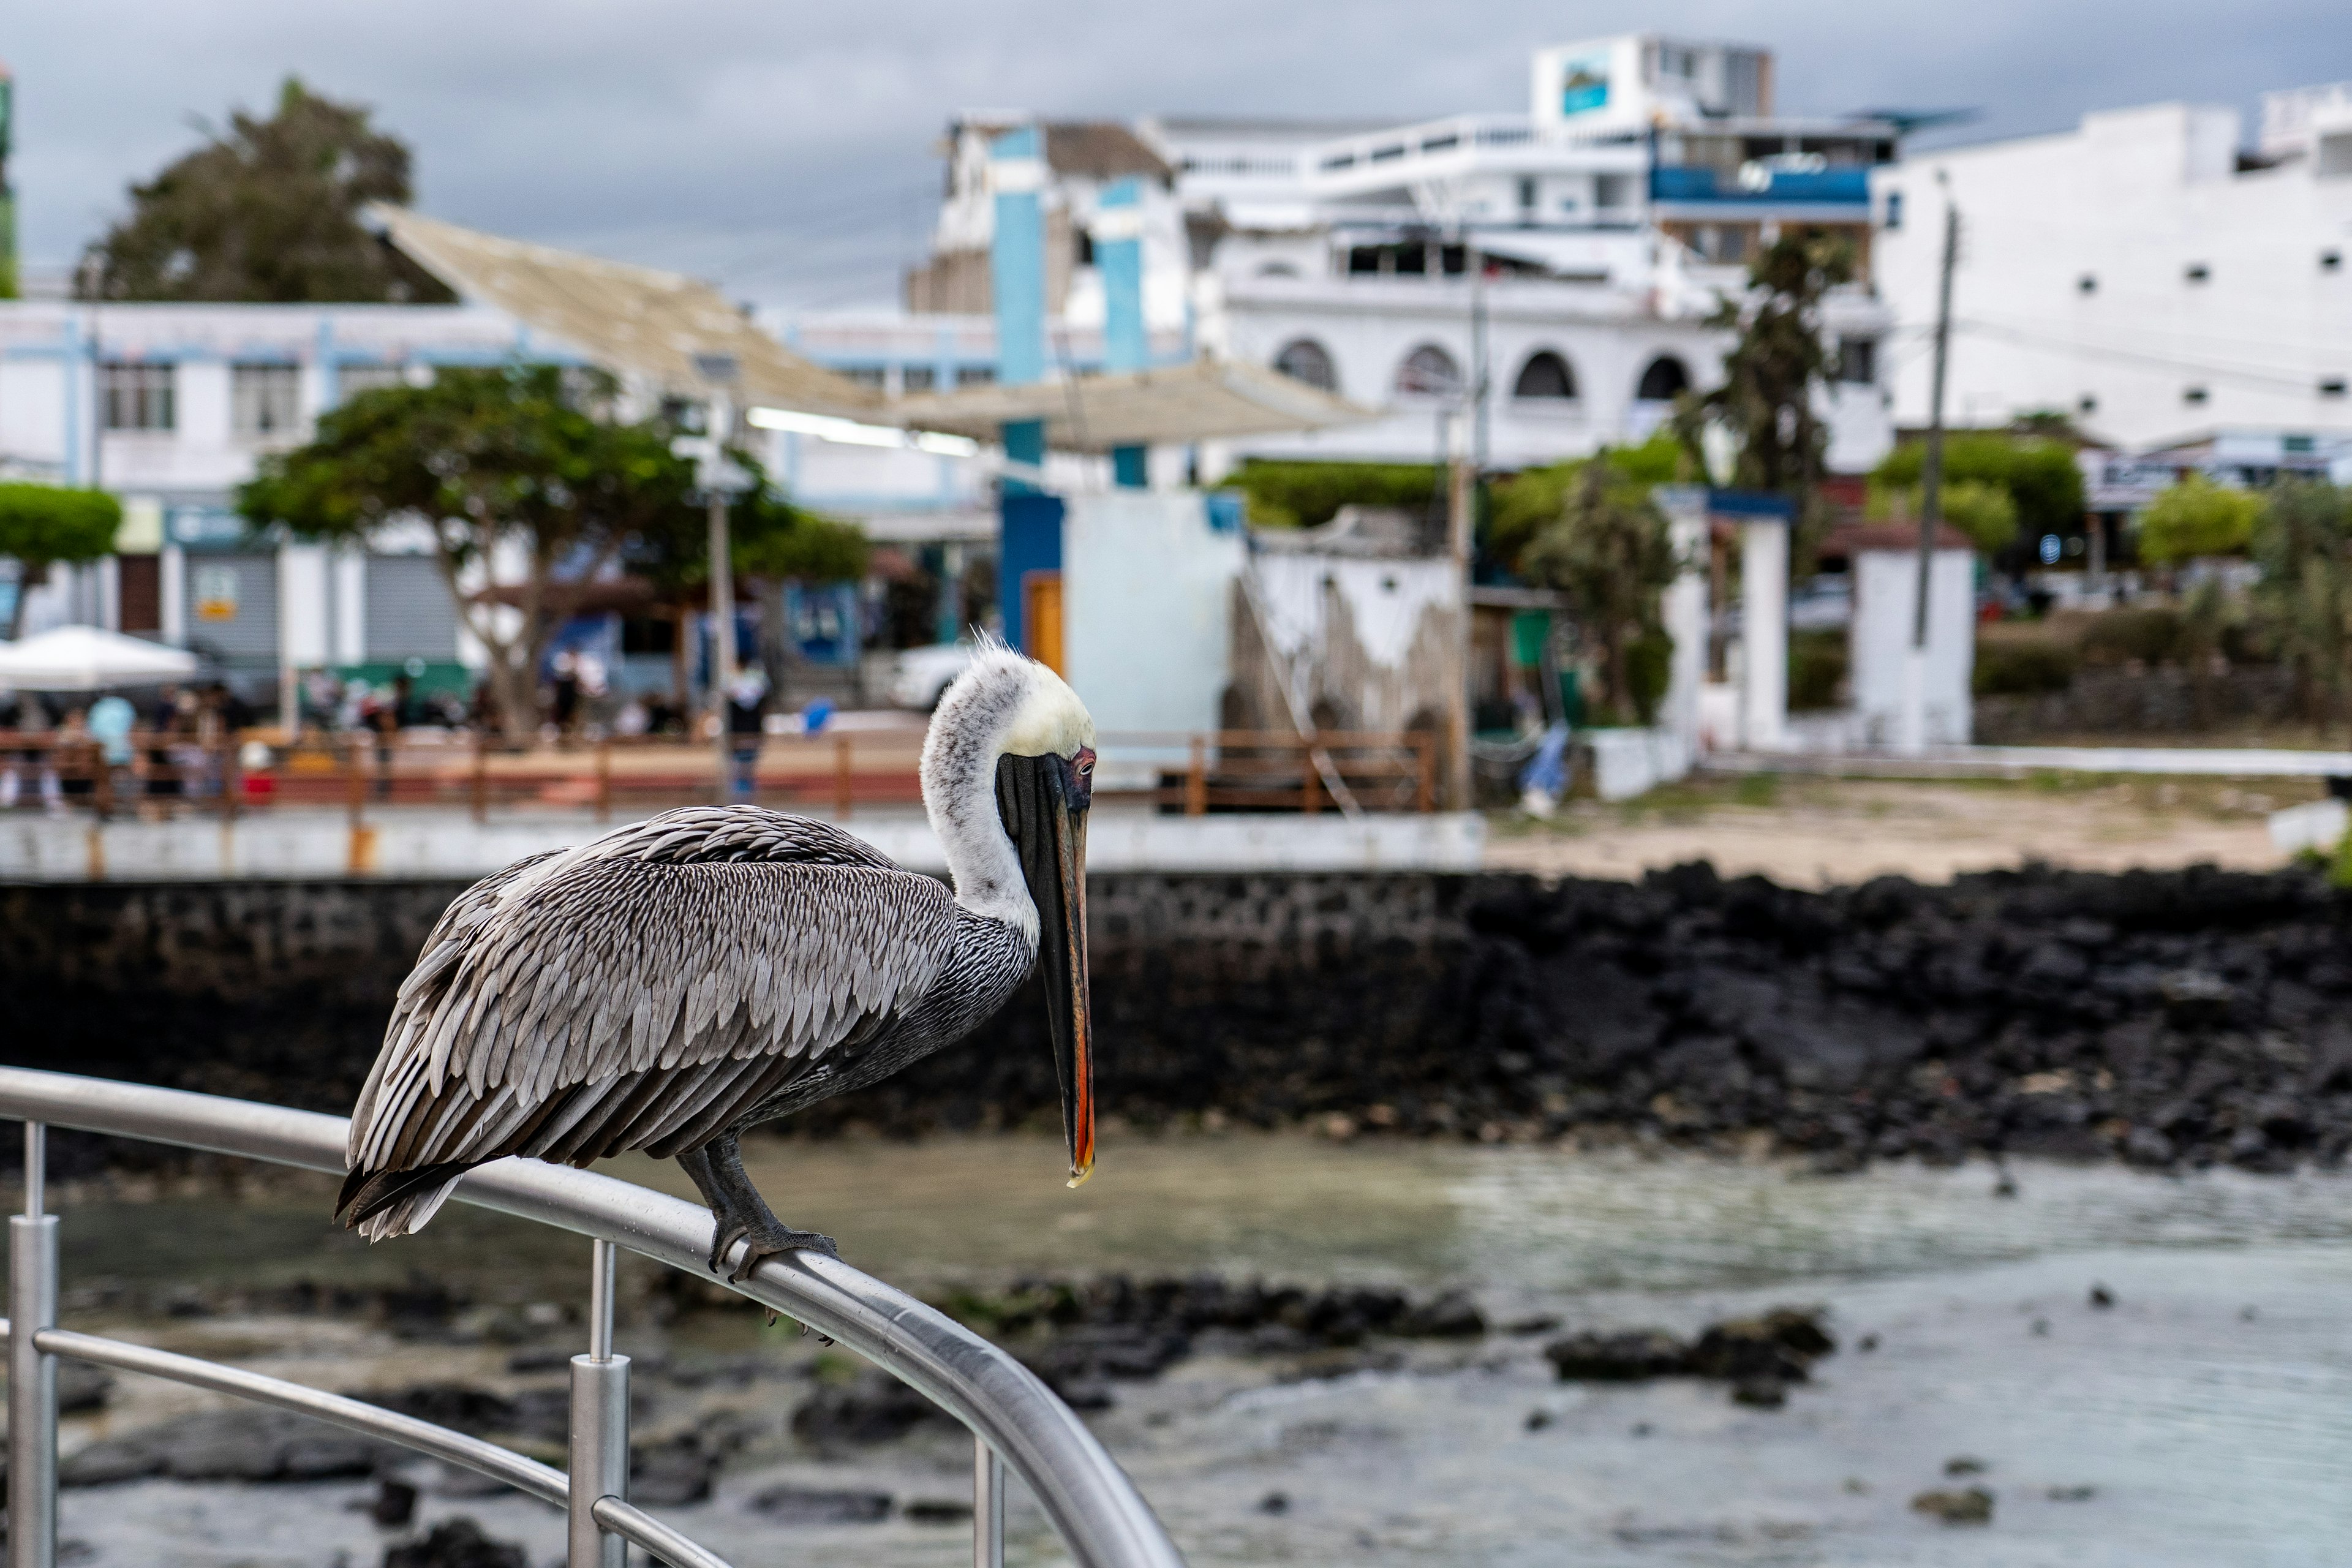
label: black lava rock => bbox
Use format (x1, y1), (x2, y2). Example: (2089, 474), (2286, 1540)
(749, 1485), (893, 1523)
(383, 1518), (527, 1568)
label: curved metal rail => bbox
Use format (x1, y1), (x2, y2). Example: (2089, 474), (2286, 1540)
(0, 1066), (1186, 1568)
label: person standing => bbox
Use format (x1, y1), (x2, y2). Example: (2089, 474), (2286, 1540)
(725, 668), (768, 803)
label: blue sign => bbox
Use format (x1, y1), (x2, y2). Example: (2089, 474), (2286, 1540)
(1560, 55), (1610, 116)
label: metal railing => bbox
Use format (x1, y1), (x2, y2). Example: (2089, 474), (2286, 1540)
(0, 1068), (1186, 1568)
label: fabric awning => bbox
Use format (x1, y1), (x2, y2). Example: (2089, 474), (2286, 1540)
(888, 356), (1376, 451)
(0, 627), (201, 692)
(371, 206), (884, 420)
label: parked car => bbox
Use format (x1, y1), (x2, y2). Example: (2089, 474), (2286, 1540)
(884, 641), (976, 710)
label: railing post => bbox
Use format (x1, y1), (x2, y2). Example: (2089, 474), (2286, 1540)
(471, 731), (489, 826)
(221, 735), (242, 824)
(594, 737), (612, 823)
(974, 1434), (1005, 1568)
(1302, 738), (1322, 816)
(1185, 736), (1206, 816)
(568, 1237), (629, 1568)
(833, 733), (853, 819)
(345, 736), (366, 829)
(1415, 734), (1436, 813)
(10, 1121), (59, 1568)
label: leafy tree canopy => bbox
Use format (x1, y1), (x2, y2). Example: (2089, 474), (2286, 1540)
(1872, 432), (2085, 546)
(1489, 431), (1687, 571)
(0, 484), (124, 638)
(1520, 461), (1681, 725)
(1224, 459), (1439, 531)
(2249, 483), (2352, 726)
(2136, 473), (2266, 564)
(78, 78), (453, 304)
(1676, 230), (1854, 506)
(1865, 477), (2020, 554)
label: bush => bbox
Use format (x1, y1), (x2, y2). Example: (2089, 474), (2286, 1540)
(1788, 628), (1847, 710)
(1864, 478), (2018, 553)
(2138, 474), (2264, 564)
(1973, 638), (2077, 696)
(1872, 434), (2084, 546)
(1623, 630), (1673, 723)
(1490, 431), (1686, 570)
(1225, 459), (1439, 531)
(2075, 607), (2186, 668)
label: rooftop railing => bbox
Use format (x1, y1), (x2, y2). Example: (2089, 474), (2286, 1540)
(0, 1066), (1188, 1568)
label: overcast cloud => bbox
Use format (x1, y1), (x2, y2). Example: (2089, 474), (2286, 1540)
(9, 1), (2342, 307)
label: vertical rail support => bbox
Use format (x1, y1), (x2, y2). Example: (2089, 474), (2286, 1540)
(1415, 734), (1436, 813)
(594, 737), (612, 823)
(1185, 736), (1206, 816)
(10, 1121), (59, 1568)
(92, 747), (113, 824)
(221, 735), (242, 824)
(470, 731), (489, 825)
(568, 1237), (629, 1568)
(833, 733), (854, 820)
(973, 1434), (1005, 1568)
(1301, 737), (1322, 816)
(345, 736), (366, 829)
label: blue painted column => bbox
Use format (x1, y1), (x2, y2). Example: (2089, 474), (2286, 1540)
(990, 126), (1057, 649)
(1096, 176), (1150, 488)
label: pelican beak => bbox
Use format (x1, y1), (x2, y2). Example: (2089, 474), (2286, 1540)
(998, 745), (1095, 1186)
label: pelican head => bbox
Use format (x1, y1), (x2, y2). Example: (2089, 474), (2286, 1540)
(921, 641), (1096, 1186)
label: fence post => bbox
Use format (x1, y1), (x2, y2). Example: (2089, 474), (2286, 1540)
(9, 1121), (59, 1568)
(973, 1436), (1005, 1568)
(1302, 738), (1322, 816)
(595, 737), (612, 823)
(221, 735), (242, 824)
(568, 1238), (629, 1568)
(1415, 735), (1436, 813)
(345, 736), (367, 829)
(834, 733), (853, 820)
(1185, 736), (1207, 816)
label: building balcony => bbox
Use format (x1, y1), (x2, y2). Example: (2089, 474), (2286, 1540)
(1649, 163), (1871, 208)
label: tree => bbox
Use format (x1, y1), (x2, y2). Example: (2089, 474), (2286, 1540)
(0, 484), (123, 639)
(2137, 474), (2266, 565)
(1865, 477), (2019, 553)
(1488, 431), (1688, 570)
(78, 78), (453, 304)
(1519, 461), (1681, 724)
(1675, 230), (1854, 516)
(239, 366), (705, 734)
(1872, 433), (2085, 550)
(2249, 482), (2352, 728)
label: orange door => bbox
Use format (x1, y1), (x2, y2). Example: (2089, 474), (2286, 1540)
(1024, 571), (1065, 675)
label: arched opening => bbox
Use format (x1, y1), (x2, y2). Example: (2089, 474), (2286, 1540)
(1512, 350), (1578, 401)
(1272, 337), (1337, 391)
(1394, 344), (1463, 399)
(1636, 355), (1691, 402)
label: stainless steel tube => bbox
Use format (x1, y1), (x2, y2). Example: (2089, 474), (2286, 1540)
(588, 1237), (615, 1362)
(975, 1435), (1006, 1568)
(9, 1125), (57, 1568)
(568, 1353), (630, 1568)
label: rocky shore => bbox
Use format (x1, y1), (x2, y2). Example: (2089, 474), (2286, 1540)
(7, 862), (2351, 1175)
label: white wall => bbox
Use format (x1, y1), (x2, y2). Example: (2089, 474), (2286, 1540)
(1850, 548), (1975, 746)
(1873, 100), (2352, 447)
(1061, 491), (1243, 741)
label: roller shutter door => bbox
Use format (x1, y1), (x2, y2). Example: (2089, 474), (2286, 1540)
(364, 554), (459, 661)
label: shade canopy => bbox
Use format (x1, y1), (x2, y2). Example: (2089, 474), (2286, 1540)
(371, 206), (884, 420)
(889, 357), (1376, 452)
(0, 626), (201, 692)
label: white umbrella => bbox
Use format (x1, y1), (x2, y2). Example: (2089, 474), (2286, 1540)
(0, 625), (202, 692)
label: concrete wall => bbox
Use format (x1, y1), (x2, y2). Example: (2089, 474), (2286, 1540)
(1061, 491), (1244, 742)
(1850, 547), (1975, 746)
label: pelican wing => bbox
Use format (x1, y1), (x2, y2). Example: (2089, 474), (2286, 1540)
(347, 827), (956, 1183)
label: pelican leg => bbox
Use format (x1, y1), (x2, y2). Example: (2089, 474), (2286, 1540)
(676, 1133), (839, 1281)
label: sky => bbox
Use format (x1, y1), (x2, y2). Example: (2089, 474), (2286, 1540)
(7, 1), (2343, 309)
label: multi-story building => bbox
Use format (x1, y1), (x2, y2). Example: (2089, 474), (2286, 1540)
(1871, 83), (2352, 450)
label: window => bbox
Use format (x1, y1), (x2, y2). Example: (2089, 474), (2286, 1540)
(2079, 394), (2098, 416)
(2184, 385), (2210, 405)
(1835, 337), (1877, 386)
(1635, 355), (1691, 402)
(1512, 351), (1578, 400)
(1272, 339), (1338, 392)
(1885, 189), (1904, 230)
(2185, 263), (2211, 284)
(1395, 344), (1462, 399)
(101, 362), (175, 431)
(337, 364), (409, 402)
(1594, 174), (1632, 210)
(956, 364), (996, 387)
(2324, 251), (2343, 273)
(230, 363), (301, 440)
(1256, 261), (1300, 278)
(840, 366), (886, 389)
(1517, 176), (1539, 213)
(902, 364), (937, 392)
(2078, 274), (2097, 294)
(2323, 377), (2349, 398)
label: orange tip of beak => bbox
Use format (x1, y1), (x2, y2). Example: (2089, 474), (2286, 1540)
(1066, 1163), (1096, 1190)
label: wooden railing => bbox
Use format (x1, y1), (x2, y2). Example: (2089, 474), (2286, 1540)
(1, 726), (1439, 821)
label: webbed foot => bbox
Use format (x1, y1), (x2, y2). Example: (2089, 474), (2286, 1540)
(710, 1218), (840, 1281)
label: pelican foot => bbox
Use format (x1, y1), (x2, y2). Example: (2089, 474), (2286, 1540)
(713, 1220), (839, 1283)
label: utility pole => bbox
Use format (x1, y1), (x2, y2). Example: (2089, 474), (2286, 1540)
(695, 356), (741, 805)
(1899, 179), (1958, 756)
(1446, 409), (1475, 810)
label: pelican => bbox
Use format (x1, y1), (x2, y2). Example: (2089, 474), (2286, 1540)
(335, 642), (1095, 1280)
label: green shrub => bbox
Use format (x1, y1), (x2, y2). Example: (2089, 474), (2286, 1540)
(1225, 459), (1439, 531)
(1622, 630), (1674, 725)
(2076, 607), (2186, 667)
(2138, 474), (2264, 564)
(1864, 477), (2018, 553)
(1973, 638), (2077, 696)
(1873, 434), (2084, 546)
(1788, 628), (1847, 710)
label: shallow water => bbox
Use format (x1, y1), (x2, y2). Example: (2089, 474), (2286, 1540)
(37, 1134), (2352, 1567)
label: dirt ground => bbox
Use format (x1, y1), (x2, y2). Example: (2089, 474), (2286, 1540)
(1483, 771), (2332, 889)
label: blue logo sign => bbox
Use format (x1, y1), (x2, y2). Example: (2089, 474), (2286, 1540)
(1561, 55), (1610, 116)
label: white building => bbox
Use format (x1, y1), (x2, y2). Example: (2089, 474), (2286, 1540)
(1871, 84), (2352, 449)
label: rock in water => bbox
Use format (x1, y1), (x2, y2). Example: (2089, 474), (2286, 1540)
(1542, 1330), (1691, 1381)
(749, 1485), (892, 1523)
(382, 1518), (527, 1568)
(1910, 1487), (1994, 1525)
